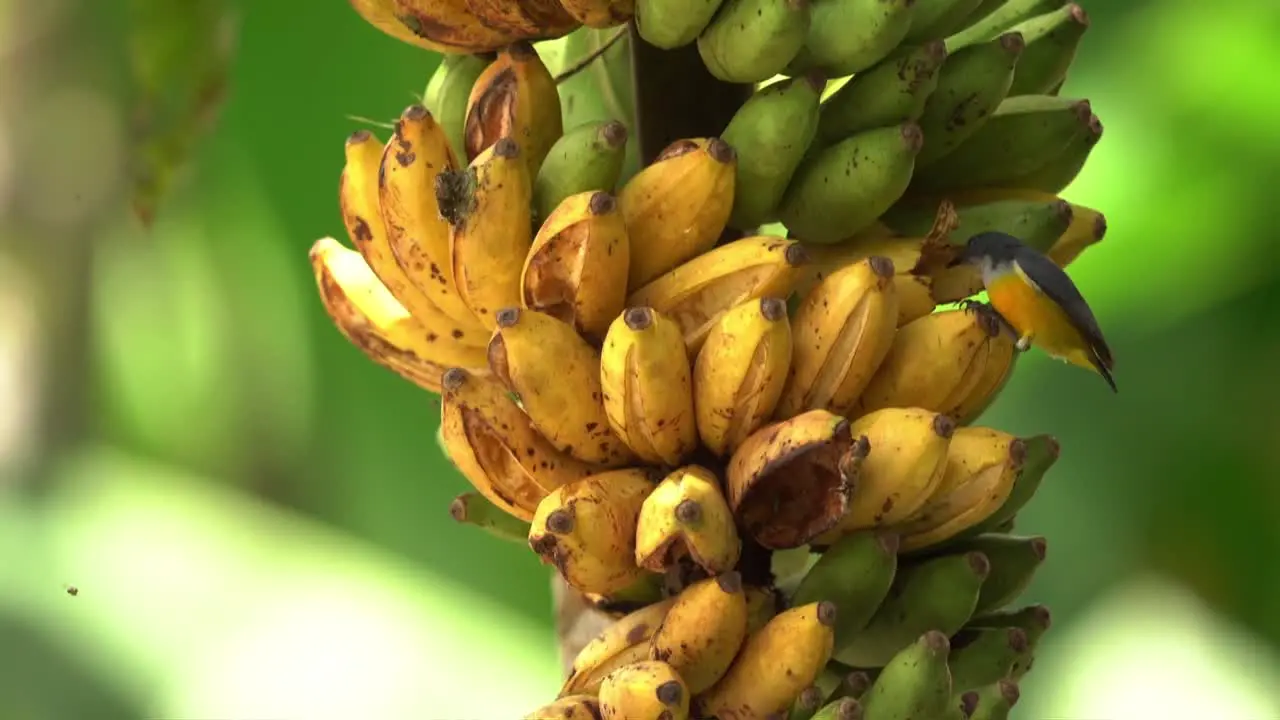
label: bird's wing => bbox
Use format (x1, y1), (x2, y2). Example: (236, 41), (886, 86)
(1013, 248), (1114, 370)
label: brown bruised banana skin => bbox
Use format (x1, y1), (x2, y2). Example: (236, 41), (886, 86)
(600, 308), (700, 466)
(528, 468), (658, 596)
(558, 0), (636, 27)
(813, 407), (956, 543)
(694, 601), (838, 720)
(775, 256), (900, 419)
(693, 297), (793, 456)
(561, 597), (678, 697)
(649, 573), (749, 695)
(635, 465), (742, 574)
(351, 0), (513, 54)
(488, 307), (635, 467)
(852, 308), (1017, 420)
(619, 138), (738, 290)
(522, 191), (631, 343)
(463, 0), (581, 41)
(523, 695), (602, 720)
(377, 105), (485, 331)
(439, 368), (596, 521)
(439, 138), (533, 330)
(309, 238), (489, 395)
(464, 41), (563, 178)
(599, 660), (691, 720)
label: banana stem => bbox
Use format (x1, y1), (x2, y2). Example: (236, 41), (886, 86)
(628, 25), (753, 165)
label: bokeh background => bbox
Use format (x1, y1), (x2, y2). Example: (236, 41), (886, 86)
(3, 0), (1280, 718)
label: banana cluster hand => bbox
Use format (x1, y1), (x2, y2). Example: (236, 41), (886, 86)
(308, 5), (1113, 715)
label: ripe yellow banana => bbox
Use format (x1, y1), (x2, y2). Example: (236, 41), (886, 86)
(348, 0), (512, 54)
(726, 409), (867, 549)
(650, 573), (749, 695)
(561, 596), (678, 697)
(776, 256), (900, 419)
(522, 190), (631, 343)
(489, 307), (634, 466)
(815, 407), (955, 543)
(439, 368), (595, 520)
(600, 308), (699, 465)
(628, 235), (809, 353)
(853, 308), (1017, 420)
(463, 0), (581, 40)
(377, 105), (484, 331)
(437, 137), (533, 330)
(599, 660), (691, 720)
(524, 695), (601, 720)
(309, 238), (488, 393)
(897, 427), (1025, 551)
(464, 41), (563, 178)
(619, 138), (737, 289)
(341, 130), (489, 347)
(694, 297), (793, 456)
(695, 601), (837, 720)
(528, 468), (658, 595)
(558, 0), (635, 27)
(635, 465), (741, 574)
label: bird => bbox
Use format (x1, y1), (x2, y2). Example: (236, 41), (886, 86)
(948, 231), (1117, 393)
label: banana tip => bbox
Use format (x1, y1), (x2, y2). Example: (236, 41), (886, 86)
(494, 307), (521, 328)
(402, 104), (429, 122)
(1008, 627), (1030, 653)
(1093, 212), (1108, 241)
(1032, 604), (1053, 629)
(835, 698), (863, 720)
(796, 686), (824, 711)
(816, 600), (838, 627)
(494, 137), (520, 158)
(623, 306), (654, 331)
(784, 242), (810, 267)
(959, 691), (980, 717)
(921, 629), (950, 653)
(715, 571), (742, 594)
(966, 551), (991, 577)
(844, 671), (871, 697)
(655, 680), (684, 707)
(675, 498), (703, 524)
(588, 191), (616, 215)
(759, 297), (787, 322)
(998, 679), (1022, 706)
(346, 129), (374, 146)
(998, 31), (1026, 55)
(1030, 536), (1048, 561)
(801, 68), (826, 92)
(448, 496), (468, 522)
(1069, 3), (1090, 25)
(868, 255), (895, 279)
(901, 122), (924, 154)
(1086, 114), (1104, 142)
(505, 40), (536, 60)
(932, 413), (956, 439)
(441, 367), (468, 392)
(546, 508), (576, 535)
(707, 137), (737, 165)
(600, 120), (628, 149)
(1072, 99), (1093, 123)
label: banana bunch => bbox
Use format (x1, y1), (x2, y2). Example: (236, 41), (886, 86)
(310, 1), (1115, 715)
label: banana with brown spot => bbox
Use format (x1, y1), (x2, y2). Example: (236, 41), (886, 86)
(529, 468), (659, 595)
(463, 0), (581, 40)
(523, 695), (602, 720)
(349, 0), (514, 54)
(650, 573), (749, 695)
(600, 307), (699, 465)
(695, 601), (838, 720)
(561, 596), (678, 697)
(635, 465), (741, 574)
(599, 660), (691, 720)
(439, 368), (595, 520)
(488, 307), (634, 466)
(309, 238), (488, 393)
(522, 190), (631, 343)
(464, 41), (563, 178)
(628, 235), (808, 354)
(557, 0), (635, 27)
(619, 138), (737, 289)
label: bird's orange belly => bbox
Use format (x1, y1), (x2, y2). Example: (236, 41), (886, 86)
(987, 274), (1087, 362)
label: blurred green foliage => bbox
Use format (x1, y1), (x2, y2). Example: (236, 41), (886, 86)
(4, 0), (1280, 717)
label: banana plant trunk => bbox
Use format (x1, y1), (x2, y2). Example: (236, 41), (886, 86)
(550, 24), (752, 677)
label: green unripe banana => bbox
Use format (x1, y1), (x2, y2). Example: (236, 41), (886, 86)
(778, 122), (923, 244)
(833, 551), (990, 668)
(915, 31), (1023, 166)
(970, 604), (1051, 678)
(788, 0), (915, 77)
(949, 534), (1047, 614)
(962, 435), (1059, 535)
(911, 95), (1093, 192)
(698, 0), (811, 84)
(969, 680), (1020, 720)
(1002, 108), (1101, 193)
(533, 120), (629, 223)
(946, 626), (1028, 692)
(424, 53), (491, 161)
(859, 631), (953, 720)
(721, 74), (824, 230)
(449, 492), (532, 543)
(812, 698), (864, 720)
(1006, 3), (1089, 95)
(883, 198), (1072, 252)
(814, 41), (947, 151)
(636, 0), (725, 48)
(904, 0), (986, 43)
(947, 0), (1064, 50)
(792, 531), (899, 651)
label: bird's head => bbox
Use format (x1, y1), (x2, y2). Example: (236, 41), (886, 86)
(947, 231), (1026, 268)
